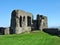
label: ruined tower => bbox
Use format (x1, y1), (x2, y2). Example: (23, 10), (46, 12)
(37, 14), (48, 30)
(31, 14), (48, 31)
(10, 10), (33, 34)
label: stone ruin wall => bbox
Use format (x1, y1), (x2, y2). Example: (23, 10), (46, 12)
(10, 10), (33, 34)
(0, 27), (9, 35)
(32, 14), (48, 30)
(0, 9), (48, 35)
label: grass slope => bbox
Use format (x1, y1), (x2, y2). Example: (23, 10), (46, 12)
(0, 31), (60, 45)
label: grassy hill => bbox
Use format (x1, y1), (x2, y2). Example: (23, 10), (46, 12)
(0, 31), (60, 45)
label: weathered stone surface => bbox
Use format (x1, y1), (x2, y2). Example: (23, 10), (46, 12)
(4, 28), (10, 35)
(10, 10), (33, 34)
(0, 9), (48, 35)
(0, 27), (10, 35)
(32, 14), (48, 31)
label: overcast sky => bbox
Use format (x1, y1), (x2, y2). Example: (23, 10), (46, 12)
(0, 0), (60, 27)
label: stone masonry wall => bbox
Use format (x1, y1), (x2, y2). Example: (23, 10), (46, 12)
(10, 10), (33, 34)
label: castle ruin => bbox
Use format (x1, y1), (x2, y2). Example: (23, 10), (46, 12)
(0, 9), (48, 34)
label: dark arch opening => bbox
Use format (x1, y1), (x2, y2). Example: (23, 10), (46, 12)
(20, 16), (22, 27)
(27, 16), (31, 26)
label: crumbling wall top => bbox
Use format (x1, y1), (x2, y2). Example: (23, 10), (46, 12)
(11, 9), (33, 16)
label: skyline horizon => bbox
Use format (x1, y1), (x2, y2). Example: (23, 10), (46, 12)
(0, 0), (60, 27)
(0, 8), (60, 28)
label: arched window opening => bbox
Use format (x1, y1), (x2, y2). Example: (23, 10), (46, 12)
(27, 16), (31, 26)
(20, 16), (22, 27)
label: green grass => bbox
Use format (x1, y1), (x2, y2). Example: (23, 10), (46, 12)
(0, 31), (60, 45)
